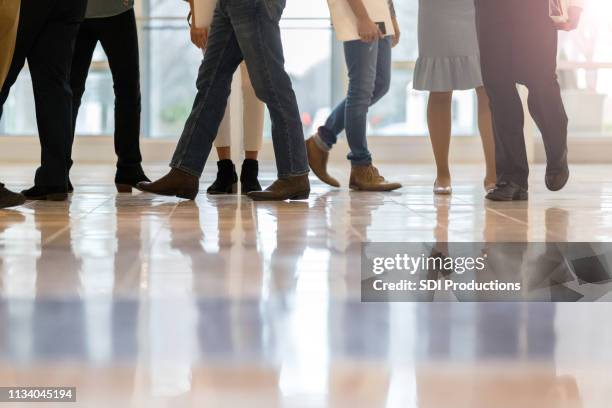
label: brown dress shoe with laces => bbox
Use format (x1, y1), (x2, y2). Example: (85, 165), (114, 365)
(247, 174), (310, 201)
(349, 165), (402, 192)
(306, 136), (340, 187)
(136, 168), (199, 200)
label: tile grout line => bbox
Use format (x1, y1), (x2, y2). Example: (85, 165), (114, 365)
(451, 194), (530, 227)
(41, 194), (116, 247)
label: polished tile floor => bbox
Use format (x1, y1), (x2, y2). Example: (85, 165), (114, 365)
(1, 163), (612, 407)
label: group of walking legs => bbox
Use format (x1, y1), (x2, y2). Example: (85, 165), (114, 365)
(0, 0), (584, 210)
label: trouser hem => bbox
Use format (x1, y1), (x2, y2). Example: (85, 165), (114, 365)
(349, 158), (373, 167)
(313, 132), (332, 152)
(170, 163), (202, 178)
(277, 169), (310, 179)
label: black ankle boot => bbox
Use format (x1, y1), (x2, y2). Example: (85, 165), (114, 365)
(115, 165), (151, 193)
(207, 160), (238, 195)
(240, 159), (262, 194)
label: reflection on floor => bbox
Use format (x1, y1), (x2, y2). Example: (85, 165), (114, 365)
(1, 163), (612, 407)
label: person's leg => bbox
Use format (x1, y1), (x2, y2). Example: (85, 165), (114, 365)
(68, 18), (97, 182)
(170, 7), (242, 177)
(230, 0), (310, 201)
(138, 4), (243, 199)
(216, 146), (231, 160)
(241, 62), (264, 158)
(96, 9), (148, 188)
(475, 0), (529, 200)
(345, 36), (400, 191)
(0, 0), (53, 119)
(209, 102), (238, 195)
(213, 93), (232, 159)
(239, 62), (263, 193)
(370, 36), (392, 105)
(316, 35), (391, 145)
(307, 36), (393, 188)
(476, 86), (497, 191)
(319, 39), (378, 165)
(517, 0), (569, 191)
(427, 91), (453, 189)
(24, 0), (85, 197)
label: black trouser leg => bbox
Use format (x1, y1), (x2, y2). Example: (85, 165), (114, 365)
(526, 79), (568, 173)
(28, 11), (82, 188)
(0, 0), (53, 120)
(97, 9), (143, 172)
(516, 0), (568, 174)
(475, 0), (529, 188)
(69, 20), (98, 172)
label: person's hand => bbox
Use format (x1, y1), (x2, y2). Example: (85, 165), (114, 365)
(357, 17), (383, 43)
(391, 17), (400, 47)
(555, 6), (582, 31)
(190, 26), (209, 49)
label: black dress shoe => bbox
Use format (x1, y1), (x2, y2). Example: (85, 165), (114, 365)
(545, 165), (570, 192)
(240, 159), (262, 194)
(21, 185), (68, 201)
(485, 181), (528, 202)
(67, 178), (74, 193)
(115, 166), (151, 193)
(207, 160), (238, 195)
(0, 184), (26, 208)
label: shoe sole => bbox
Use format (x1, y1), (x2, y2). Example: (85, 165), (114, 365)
(176, 192), (198, 200)
(207, 183), (238, 195)
(116, 183), (134, 193)
(25, 193), (68, 201)
(486, 191), (529, 201)
(240, 188), (263, 196)
(248, 190), (310, 201)
(349, 184), (402, 192)
(0, 197), (26, 209)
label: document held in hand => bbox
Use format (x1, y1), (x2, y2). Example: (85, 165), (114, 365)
(328, 0), (395, 42)
(549, 0), (569, 23)
(194, 0), (217, 29)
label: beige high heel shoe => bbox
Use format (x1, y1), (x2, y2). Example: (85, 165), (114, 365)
(433, 180), (452, 195)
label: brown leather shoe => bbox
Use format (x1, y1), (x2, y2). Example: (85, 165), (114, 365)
(349, 165), (402, 192)
(306, 136), (340, 187)
(136, 168), (199, 200)
(247, 174), (310, 201)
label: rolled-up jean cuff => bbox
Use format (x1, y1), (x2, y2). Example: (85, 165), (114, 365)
(170, 163), (202, 178)
(278, 169), (310, 179)
(350, 158), (372, 167)
(313, 133), (332, 152)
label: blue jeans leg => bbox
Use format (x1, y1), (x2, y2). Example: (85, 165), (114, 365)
(170, 4), (243, 177)
(231, 0), (309, 178)
(319, 37), (392, 166)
